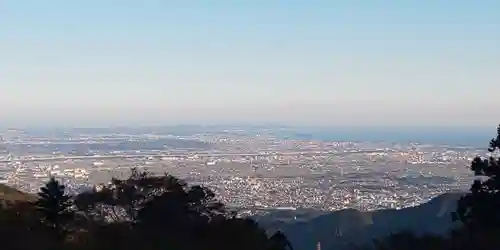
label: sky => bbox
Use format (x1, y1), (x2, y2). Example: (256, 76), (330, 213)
(1, 1), (499, 127)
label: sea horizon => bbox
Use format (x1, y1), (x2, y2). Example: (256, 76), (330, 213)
(1, 124), (494, 148)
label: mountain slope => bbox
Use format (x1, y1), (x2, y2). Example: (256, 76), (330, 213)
(0, 184), (35, 205)
(258, 192), (464, 250)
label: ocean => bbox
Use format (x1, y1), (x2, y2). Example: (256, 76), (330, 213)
(271, 127), (495, 147)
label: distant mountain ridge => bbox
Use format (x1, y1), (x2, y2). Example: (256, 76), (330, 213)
(257, 192), (464, 250)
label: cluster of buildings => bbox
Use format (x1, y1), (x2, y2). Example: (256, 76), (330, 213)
(0, 129), (481, 213)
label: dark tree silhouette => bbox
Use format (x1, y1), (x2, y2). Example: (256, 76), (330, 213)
(205, 217), (273, 250)
(74, 168), (203, 223)
(452, 124), (500, 249)
(370, 232), (448, 250)
(0, 202), (53, 250)
(72, 168), (288, 250)
(269, 230), (294, 250)
(35, 176), (74, 241)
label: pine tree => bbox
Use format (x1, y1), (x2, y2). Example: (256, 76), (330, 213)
(35, 176), (74, 241)
(452, 124), (500, 248)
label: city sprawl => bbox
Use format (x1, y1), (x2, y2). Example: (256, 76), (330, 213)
(0, 127), (479, 214)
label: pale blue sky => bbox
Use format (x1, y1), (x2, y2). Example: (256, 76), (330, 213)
(1, 1), (499, 127)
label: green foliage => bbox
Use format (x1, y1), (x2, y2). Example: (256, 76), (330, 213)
(34, 176), (74, 241)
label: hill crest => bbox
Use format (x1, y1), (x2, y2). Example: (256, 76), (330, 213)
(258, 192), (465, 250)
(0, 184), (35, 204)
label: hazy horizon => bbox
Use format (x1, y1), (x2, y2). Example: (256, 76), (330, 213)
(2, 1), (500, 127)
(2, 123), (495, 148)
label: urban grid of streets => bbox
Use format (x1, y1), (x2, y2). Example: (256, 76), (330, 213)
(0, 127), (479, 215)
